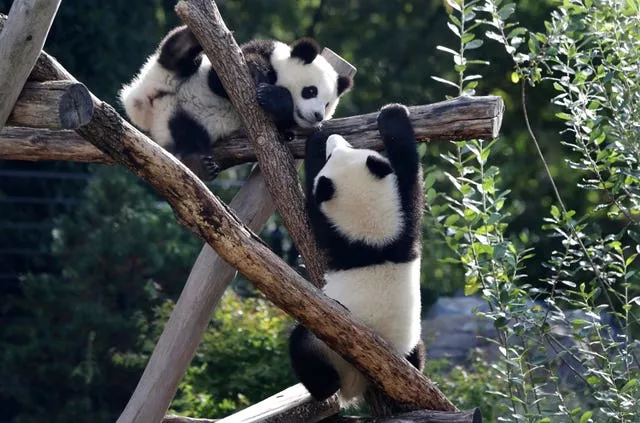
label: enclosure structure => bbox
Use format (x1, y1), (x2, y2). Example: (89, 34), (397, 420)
(0, 1), (504, 422)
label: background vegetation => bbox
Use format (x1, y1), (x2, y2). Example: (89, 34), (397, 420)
(0, 0), (637, 422)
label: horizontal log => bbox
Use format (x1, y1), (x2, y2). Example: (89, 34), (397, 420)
(330, 409), (482, 422)
(8, 81), (93, 129)
(0, 127), (114, 163)
(0, 96), (504, 166)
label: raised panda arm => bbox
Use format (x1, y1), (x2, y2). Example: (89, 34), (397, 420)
(377, 104), (419, 196)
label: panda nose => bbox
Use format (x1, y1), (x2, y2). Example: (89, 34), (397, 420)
(313, 112), (324, 122)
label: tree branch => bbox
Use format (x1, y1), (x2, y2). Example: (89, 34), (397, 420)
(175, 0), (327, 287)
(7, 81), (93, 129)
(0, 95), (503, 165)
(0, 0), (61, 129)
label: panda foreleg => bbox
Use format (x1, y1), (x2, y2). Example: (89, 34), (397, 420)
(376, 103), (419, 188)
(289, 324), (341, 401)
(256, 83), (296, 132)
(157, 26), (204, 79)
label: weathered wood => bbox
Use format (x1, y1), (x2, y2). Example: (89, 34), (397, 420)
(117, 165), (277, 423)
(163, 416), (218, 423)
(325, 409), (482, 422)
(8, 81), (93, 129)
(0, 96), (503, 165)
(74, 93), (456, 412)
(0, 0), (61, 129)
(216, 383), (340, 423)
(175, 0), (327, 288)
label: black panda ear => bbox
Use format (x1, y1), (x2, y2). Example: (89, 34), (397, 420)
(337, 75), (353, 96)
(290, 38), (320, 64)
(366, 156), (393, 179)
(315, 176), (335, 204)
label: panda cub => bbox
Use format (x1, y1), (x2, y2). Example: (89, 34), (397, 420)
(119, 26), (353, 180)
(290, 104), (425, 406)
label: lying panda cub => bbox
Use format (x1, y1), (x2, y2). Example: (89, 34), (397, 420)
(120, 26), (353, 180)
(290, 103), (425, 406)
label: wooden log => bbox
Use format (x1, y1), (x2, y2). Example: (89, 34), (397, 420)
(0, 95), (503, 165)
(215, 384), (339, 423)
(327, 409), (483, 422)
(0, 0), (61, 129)
(175, 0), (327, 287)
(7, 81), (93, 129)
(117, 165), (277, 423)
(74, 93), (457, 414)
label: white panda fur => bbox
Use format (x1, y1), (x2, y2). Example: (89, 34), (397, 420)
(289, 104), (425, 407)
(119, 26), (353, 180)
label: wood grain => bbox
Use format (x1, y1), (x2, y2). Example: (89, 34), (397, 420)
(175, 0), (327, 287)
(0, 0), (61, 129)
(8, 81), (93, 129)
(0, 96), (503, 166)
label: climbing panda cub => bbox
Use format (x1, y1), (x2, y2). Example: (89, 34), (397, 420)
(290, 103), (425, 406)
(119, 26), (353, 180)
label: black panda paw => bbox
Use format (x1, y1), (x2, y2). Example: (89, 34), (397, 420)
(202, 156), (222, 181)
(257, 83), (294, 120)
(377, 103), (413, 140)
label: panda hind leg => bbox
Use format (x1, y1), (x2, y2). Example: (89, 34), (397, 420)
(168, 110), (221, 181)
(289, 324), (341, 401)
(157, 26), (203, 78)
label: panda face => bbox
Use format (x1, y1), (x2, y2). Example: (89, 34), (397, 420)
(271, 40), (352, 129)
(313, 135), (405, 246)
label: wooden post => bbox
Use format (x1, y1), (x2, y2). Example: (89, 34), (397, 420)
(0, 0), (62, 129)
(8, 81), (93, 129)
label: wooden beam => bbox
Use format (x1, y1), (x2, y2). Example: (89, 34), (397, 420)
(0, 96), (503, 165)
(7, 81), (93, 129)
(329, 409), (483, 422)
(215, 383), (339, 423)
(0, 0), (61, 129)
(175, 0), (327, 287)
(117, 165), (277, 423)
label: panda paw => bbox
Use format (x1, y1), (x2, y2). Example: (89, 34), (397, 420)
(257, 83), (294, 119)
(377, 103), (413, 140)
(203, 156), (222, 181)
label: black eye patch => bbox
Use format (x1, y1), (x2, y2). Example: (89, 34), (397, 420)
(302, 86), (318, 99)
(315, 176), (335, 204)
(366, 155), (393, 179)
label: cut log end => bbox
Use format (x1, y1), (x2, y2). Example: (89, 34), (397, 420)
(59, 82), (93, 129)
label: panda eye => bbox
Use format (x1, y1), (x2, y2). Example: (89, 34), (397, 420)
(301, 86), (318, 99)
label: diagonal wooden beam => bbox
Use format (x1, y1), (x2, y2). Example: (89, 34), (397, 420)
(0, 0), (62, 129)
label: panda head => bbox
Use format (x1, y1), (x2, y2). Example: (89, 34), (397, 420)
(312, 134), (404, 246)
(272, 39), (353, 129)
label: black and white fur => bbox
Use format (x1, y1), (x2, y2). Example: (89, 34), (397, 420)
(119, 26), (353, 179)
(289, 104), (425, 407)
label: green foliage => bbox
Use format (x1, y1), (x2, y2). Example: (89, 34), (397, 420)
(427, 0), (640, 421)
(0, 167), (200, 422)
(118, 293), (296, 418)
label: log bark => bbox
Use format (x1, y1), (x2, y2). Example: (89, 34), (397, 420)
(0, 96), (503, 165)
(75, 96), (456, 412)
(326, 409), (482, 422)
(175, 0), (327, 287)
(215, 383), (340, 423)
(117, 165), (277, 423)
(7, 81), (93, 129)
(0, 0), (61, 129)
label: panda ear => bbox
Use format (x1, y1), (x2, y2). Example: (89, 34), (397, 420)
(315, 176), (335, 204)
(337, 75), (353, 96)
(290, 38), (320, 64)
(366, 156), (393, 179)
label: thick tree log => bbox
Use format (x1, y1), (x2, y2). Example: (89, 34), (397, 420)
(117, 165), (277, 423)
(7, 81), (93, 129)
(326, 409), (482, 422)
(0, 0), (61, 129)
(0, 96), (503, 165)
(75, 93), (456, 412)
(175, 0), (327, 287)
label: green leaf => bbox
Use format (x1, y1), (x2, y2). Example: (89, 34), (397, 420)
(579, 411), (593, 423)
(431, 76), (459, 89)
(621, 378), (638, 393)
(446, 0), (462, 12)
(424, 173), (436, 189)
(447, 22), (461, 37)
(465, 39), (484, 50)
